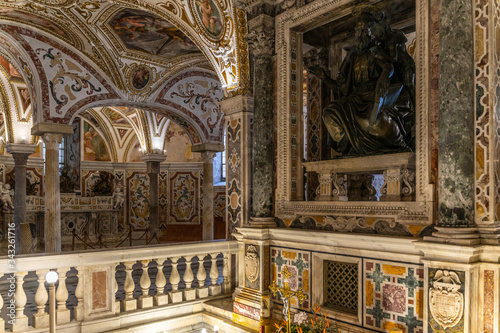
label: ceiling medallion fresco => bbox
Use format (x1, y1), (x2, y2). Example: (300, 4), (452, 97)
(192, 0), (224, 39)
(109, 8), (200, 58)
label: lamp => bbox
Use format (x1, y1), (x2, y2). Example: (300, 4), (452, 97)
(45, 271), (59, 333)
(214, 325), (219, 333)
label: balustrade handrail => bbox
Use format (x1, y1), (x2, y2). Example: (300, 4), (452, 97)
(0, 239), (237, 272)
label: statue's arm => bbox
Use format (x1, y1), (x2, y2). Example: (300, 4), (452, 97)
(369, 60), (394, 126)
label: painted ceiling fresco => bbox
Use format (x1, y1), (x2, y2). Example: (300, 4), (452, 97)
(109, 8), (200, 57)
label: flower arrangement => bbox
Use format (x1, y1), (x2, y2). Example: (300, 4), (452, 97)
(274, 306), (343, 333)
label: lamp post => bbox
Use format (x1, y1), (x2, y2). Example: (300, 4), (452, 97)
(45, 271), (59, 333)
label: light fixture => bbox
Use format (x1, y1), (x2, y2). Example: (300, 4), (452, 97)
(214, 325), (219, 333)
(201, 329), (206, 333)
(45, 271), (59, 333)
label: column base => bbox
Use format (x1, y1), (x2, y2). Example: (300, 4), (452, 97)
(115, 301), (121, 314)
(154, 294), (169, 306)
(183, 288), (196, 301)
(169, 290), (183, 303)
(424, 227), (480, 245)
(249, 217), (276, 228)
(11, 316), (28, 332)
(196, 286), (209, 299)
(209, 284), (221, 296)
(121, 298), (137, 312)
(33, 313), (49, 328)
(476, 223), (500, 244)
(56, 308), (71, 325)
(138, 295), (153, 309)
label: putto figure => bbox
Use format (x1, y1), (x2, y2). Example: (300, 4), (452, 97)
(309, 5), (415, 157)
(113, 183), (125, 210)
(0, 182), (14, 211)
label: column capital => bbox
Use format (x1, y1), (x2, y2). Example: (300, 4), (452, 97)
(201, 151), (217, 162)
(6, 143), (37, 166)
(41, 133), (63, 150)
(246, 27), (275, 58)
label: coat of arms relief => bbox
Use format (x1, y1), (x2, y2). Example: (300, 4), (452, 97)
(429, 269), (464, 328)
(245, 245), (260, 283)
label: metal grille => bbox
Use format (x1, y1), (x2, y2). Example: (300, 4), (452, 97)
(323, 260), (358, 314)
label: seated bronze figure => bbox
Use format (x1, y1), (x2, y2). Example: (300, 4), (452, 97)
(310, 6), (415, 157)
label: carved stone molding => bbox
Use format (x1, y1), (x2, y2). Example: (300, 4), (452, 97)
(244, 245), (260, 283)
(429, 270), (464, 328)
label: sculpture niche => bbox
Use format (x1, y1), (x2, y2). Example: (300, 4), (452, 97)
(309, 6), (415, 157)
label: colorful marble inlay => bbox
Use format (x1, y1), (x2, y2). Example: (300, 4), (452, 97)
(233, 302), (260, 320)
(168, 171), (200, 224)
(270, 247), (311, 310)
(474, 0), (497, 225)
(483, 270), (494, 333)
(226, 118), (242, 237)
(127, 171), (150, 229)
(365, 260), (424, 333)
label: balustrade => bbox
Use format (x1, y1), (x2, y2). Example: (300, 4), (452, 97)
(0, 241), (237, 332)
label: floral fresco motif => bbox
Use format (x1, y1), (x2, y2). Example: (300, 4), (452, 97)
(169, 171), (199, 224)
(194, 0), (223, 37)
(83, 121), (111, 161)
(131, 65), (150, 90)
(34, 47), (103, 115)
(127, 172), (150, 229)
(109, 8), (200, 57)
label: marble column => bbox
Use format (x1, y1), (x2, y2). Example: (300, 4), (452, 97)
(141, 154), (166, 242)
(193, 144), (223, 240)
(6, 144), (37, 254)
(31, 123), (73, 252)
(430, 0), (478, 244)
(246, 15), (276, 227)
(43, 133), (63, 253)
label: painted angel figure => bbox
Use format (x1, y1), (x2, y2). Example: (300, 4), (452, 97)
(0, 182), (14, 211)
(113, 184), (125, 210)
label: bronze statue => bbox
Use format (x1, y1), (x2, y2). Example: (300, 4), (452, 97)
(91, 171), (113, 196)
(310, 6), (414, 157)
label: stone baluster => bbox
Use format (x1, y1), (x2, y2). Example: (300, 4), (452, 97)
(138, 260), (152, 309)
(33, 269), (49, 328)
(222, 252), (231, 294)
(0, 273), (4, 333)
(183, 256), (196, 301)
(196, 255), (209, 298)
(121, 261), (137, 312)
(74, 267), (84, 321)
(154, 258), (168, 306)
(12, 272), (28, 332)
(209, 253), (221, 296)
(168, 257), (182, 303)
(114, 268), (120, 314)
(56, 267), (70, 325)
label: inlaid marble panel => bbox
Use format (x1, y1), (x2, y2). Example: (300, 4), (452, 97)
(365, 260), (424, 333)
(270, 247), (311, 310)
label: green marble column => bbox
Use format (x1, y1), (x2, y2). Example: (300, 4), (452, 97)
(246, 26), (275, 220)
(437, 0), (475, 228)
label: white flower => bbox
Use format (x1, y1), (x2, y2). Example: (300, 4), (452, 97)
(293, 311), (308, 325)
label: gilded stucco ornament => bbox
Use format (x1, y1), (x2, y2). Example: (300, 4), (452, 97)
(429, 270), (463, 328)
(244, 245), (259, 282)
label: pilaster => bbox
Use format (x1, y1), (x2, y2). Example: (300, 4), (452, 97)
(141, 153), (166, 242)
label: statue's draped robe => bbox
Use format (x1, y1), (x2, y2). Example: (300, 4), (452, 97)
(322, 48), (409, 156)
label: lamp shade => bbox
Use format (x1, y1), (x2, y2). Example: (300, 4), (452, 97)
(45, 271), (59, 284)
